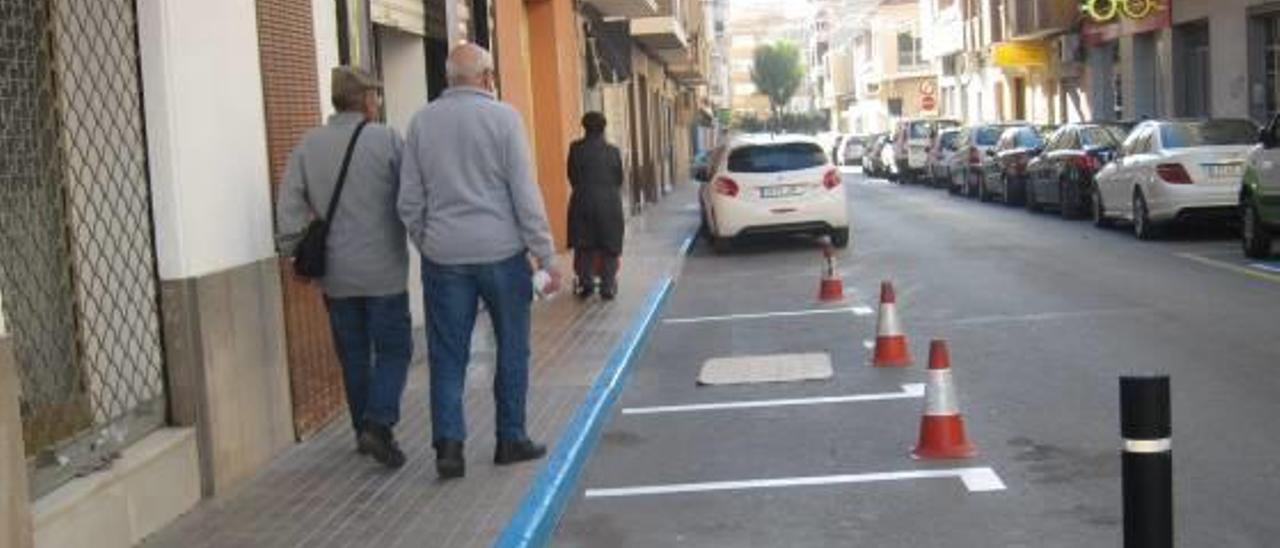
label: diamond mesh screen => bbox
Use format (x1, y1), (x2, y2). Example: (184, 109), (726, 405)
(0, 0), (166, 498)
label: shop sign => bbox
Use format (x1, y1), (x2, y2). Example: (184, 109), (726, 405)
(992, 41), (1050, 68)
(1082, 0), (1171, 46)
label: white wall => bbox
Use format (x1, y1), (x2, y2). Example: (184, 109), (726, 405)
(138, 0), (274, 280)
(314, 0), (340, 120)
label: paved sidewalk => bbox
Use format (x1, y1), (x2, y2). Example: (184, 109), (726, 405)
(143, 185), (699, 548)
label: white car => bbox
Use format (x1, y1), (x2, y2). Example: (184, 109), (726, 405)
(699, 135), (850, 253)
(1093, 119), (1258, 239)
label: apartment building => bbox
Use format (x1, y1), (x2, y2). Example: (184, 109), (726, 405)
(850, 0), (937, 133)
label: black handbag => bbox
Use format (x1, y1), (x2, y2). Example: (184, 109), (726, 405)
(293, 120), (368, 278)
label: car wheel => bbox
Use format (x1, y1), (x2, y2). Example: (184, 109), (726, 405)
(1091, 185), (1111, 228)
(1133, 191), (1159, 240)
(830, 227), (850, 249)
(1243, 201), (1274, 259)
(1025, 180), (1040, 212)
(1060, 178), (1083, 220)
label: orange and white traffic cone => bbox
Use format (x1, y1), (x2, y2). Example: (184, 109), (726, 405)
(872, 280), (911, 367)
(912, 340), (976, 460)
(817, 245), (845, 302)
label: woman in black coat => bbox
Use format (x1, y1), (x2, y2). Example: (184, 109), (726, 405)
(567, 112), (625, 300)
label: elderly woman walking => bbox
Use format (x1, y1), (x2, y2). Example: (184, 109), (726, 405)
(567, 112), (625, 300)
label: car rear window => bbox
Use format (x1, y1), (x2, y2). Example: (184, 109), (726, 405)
(1160, 120), (1257, 148)
(975, 127), (1004, 146)
(727, 143), (827, 173)
(1015, 128), (1045, 148)
(1079, 127), (1121, 148)
(907, 122), (932, 139)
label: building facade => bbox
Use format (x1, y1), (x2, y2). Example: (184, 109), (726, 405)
(850, 0), (937, 133)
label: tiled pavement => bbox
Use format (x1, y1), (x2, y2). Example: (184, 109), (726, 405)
(143, 185), (700, 548)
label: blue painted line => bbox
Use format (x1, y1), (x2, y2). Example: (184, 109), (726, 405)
(679, 233), (697, 256)
(495, 275), (677, 548)
(1251, 262), (1280, 274)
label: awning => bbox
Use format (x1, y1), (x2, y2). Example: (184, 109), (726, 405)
(583, 4), (632, 85)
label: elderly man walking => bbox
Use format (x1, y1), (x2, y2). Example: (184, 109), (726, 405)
(277, 66), (411, 469)
(399, 44), (562, 479)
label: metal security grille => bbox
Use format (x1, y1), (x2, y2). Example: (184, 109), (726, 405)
(0, 0), (166, 498)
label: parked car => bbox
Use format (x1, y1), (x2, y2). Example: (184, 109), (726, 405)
(1242, 115), (1280, 258)
(840, 135), (867, 166)
(697, 134), (850, 252)
(830, 134), (847, 166)
(1093, 118), (1258, 239)
(1025, 123), (1127, 218)
(926, 128), (962, 187)
(981, 124), (1055, 205)
(863, 134), (889, 176)
(945, 123), (1022, 198)
(891, 118), (960, 183)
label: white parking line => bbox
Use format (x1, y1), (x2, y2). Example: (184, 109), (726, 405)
(1176, 252), (1280, 284)
(1251, 262), (1280, 274)
(665, 306), (873, 325)
(584, 467), (1006, 499)
(621, 384), (925, 416)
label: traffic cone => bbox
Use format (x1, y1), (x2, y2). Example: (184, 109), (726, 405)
(872, 280), (911, 367)
(912, 340), (976, 460)
(817, 245), (845, 302)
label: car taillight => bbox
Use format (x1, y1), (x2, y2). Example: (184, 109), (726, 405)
(1156, 163), (1193, 184)
(1071, 155), (1100, 172)
(969, 147), (980, 166)
(713, 176), (740, 197)
(823, 169), (841, 190)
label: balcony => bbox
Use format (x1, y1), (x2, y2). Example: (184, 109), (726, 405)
(1005, 0), (1076, 40)
(582, 0), (658, 18)
(632, 15), (688, 52)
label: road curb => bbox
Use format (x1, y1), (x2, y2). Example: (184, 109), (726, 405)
(495, 227), (695, 548)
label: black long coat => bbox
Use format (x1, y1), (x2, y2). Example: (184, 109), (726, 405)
(567, 135), (625, 255)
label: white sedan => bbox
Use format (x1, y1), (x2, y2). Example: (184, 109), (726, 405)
(699, 135), (850, 253)
(1092, 119), (1258, 239)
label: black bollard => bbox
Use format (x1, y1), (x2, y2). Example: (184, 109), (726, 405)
(1120, 375), (1172, 548)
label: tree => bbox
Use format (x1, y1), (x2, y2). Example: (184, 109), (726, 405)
(750, 42), (805, 127)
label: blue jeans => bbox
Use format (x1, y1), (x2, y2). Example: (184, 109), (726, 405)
(325, 292), (413, 431)
(421, 254), (532, 444)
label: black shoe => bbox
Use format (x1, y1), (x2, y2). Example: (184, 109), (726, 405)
(434, 440), (465, 480)
(358, 423), (405, 469)
(575, 282), (595, 299)
(356, 431), (370, 455)
(494, 439), (547, 465)
(599, 285), (616, 301)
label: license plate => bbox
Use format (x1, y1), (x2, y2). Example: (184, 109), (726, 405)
(760, 185), (806, 199)
(1205, 164), (1243, 179)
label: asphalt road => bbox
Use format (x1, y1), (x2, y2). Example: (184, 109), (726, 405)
(553, 168), (1280, 548)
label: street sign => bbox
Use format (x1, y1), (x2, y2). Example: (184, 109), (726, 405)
(921, 95), (937, 111)
(919, 80), (936, 96)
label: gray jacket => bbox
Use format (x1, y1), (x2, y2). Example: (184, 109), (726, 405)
(398, 87), (555, 267)
(276, 111), (408, 298)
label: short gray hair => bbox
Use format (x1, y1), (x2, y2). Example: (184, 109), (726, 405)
(446, 44), (494, 85)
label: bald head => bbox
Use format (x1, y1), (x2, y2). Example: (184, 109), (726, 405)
(446, 43), (495, 89)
